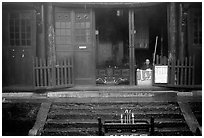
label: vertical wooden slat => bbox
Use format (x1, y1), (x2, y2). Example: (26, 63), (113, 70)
(192, 56), (195, 85)
(60, 60), (63, 86)
(41, 59), (44, 87)
(180, 59), (184, 85)
(58, 60), (61, 86)
(63, 59), (66, 86)
(70, 57), (73, 85)
(33, 58), (35, 87)
(171, 60), (175, 85)
(68, 58), (71, 85)
(39, 58), (43, 87)
(64, 59), (67, 86)
(71, 56), (74, 85)
(167, 60), (171, 85)
(56, 60), (60, 86)
(32, 57), (36, 88)
(184, 57), (188, 85)
(188, 57), (192, 85)
(43, 58), (47, 87)
(36, 57), (39, 87)
(175, 60), (179, 85)
(62, 59), (66, 86)
(66, 59), (69, 85)
(48, 62), (51, 86)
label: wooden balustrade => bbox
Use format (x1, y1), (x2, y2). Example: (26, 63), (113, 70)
(154, 55), (195, 87)
(33, 57), (74, 89)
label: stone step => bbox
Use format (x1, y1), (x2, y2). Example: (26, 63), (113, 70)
(49, 108), (180, 114)
(154, 127), (193, 136)
(42, 128), (98, 136)
(50, 103), (180, 112)
(51, 102), (179, 108)
(47, 111), (184, 120)
(42, 125), (192, 136)
(44, 118), (187, 129)
(47, 90), (176, 98)
(41, 101), (193, 136)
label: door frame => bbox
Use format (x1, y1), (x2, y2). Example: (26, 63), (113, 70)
(129, 9), (136, 85)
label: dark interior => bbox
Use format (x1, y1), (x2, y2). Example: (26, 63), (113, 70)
(95, 8), (129, 68)
(95, 4), (168, 69)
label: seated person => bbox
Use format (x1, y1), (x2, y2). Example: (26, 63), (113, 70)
(141, 59), (152, 70)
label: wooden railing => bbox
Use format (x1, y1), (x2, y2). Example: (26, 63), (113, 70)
(154, 55), (195, 87)
(33, 57), (74, 89)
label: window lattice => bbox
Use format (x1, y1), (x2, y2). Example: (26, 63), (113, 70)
(9, 12), (31, 46)
(193, 11), (202, 45)
(75, 12), (91, 44)
(55, 12), (72, 45)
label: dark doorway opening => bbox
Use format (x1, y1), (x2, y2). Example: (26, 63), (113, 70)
(134, 4), (168, 86)
(95, 8), (130, 85)
(134, 4), (168, 69)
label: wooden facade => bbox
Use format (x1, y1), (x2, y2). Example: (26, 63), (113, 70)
(2, 2), (202, 91)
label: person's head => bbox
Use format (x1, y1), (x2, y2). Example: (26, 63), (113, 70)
(145, 59), (150, 65)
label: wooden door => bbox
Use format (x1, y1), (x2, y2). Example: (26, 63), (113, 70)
(3, 11), (36, 88)
(74, 10), (95, 85)
(55, 8), (95, 85)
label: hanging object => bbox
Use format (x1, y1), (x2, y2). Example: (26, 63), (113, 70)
(153, 36), (158, 65)
(116, 9), (123, 16)
(117, 10), (120, 16)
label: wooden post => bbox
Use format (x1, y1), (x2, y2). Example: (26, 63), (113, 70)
(98, 117), (103, 136)
(45, 3), (56, 87)
(150, 117), (154, 136)
(37, 3), (46, 59)
(167, 3), (178, 86)
(129, 9), (135, 85)
(179, 3), (185, 61)
(167, 2), (177, 62)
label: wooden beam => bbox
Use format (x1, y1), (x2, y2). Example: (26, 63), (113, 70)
(45, 3), (56, 86)
(52, 2), (164, 8)
(37, 3), (46, 59)
(28, 102), (52, 136)
(178, 102), (201, 135)
(45, 2), (56, 65)
(129, 9), (135, 85)
(179, 3), (185, 60)
(167, 2), (177, 62)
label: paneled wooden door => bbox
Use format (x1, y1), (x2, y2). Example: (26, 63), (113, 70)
(3, 10), (36, 88)
(55, 8), (95, 85)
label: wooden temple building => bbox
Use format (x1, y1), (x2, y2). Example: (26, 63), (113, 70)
(2, 2), (202, 91)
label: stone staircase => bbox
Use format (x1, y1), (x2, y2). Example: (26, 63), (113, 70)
(41, 101), (193, 136)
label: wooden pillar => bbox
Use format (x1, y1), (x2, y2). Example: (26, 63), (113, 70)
(178, 3), (185, 60)
(45, 3), (56, 86)
(45, 2), (56, 65)
(37, 3), (46, 59)
(167, 2), (177, 62)
(129, 9), (135, 85)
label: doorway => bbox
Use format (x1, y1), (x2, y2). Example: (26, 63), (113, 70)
(95, 4), (168, 86)
(95, 8), (130, 85)
(134, 5), (168, 86)
(2, 10), (36, 89)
